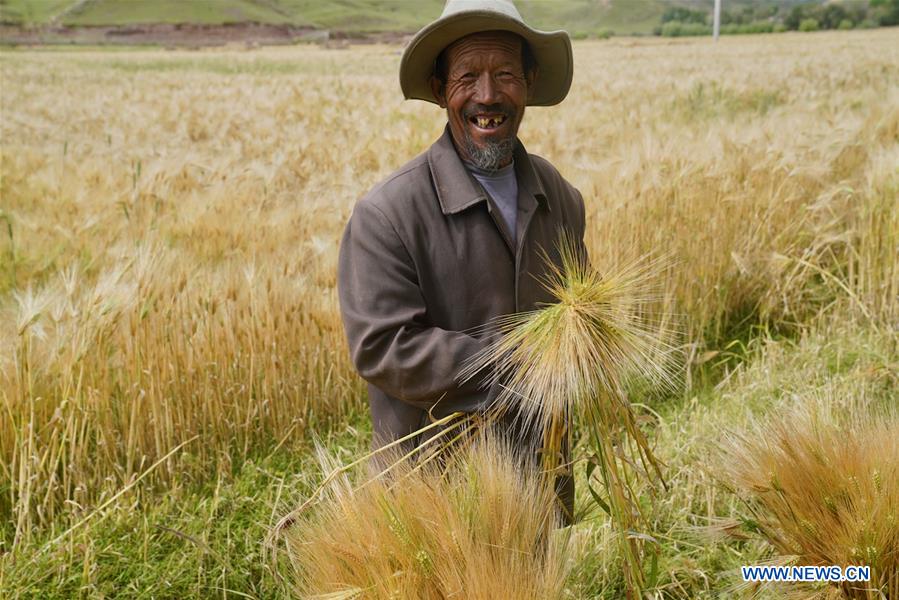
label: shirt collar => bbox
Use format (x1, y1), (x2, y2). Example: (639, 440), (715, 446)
(465, 160), (515, 180)
(428, 125), (549, 216)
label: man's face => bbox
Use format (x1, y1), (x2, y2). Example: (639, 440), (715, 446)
(430, 31), (535, 171)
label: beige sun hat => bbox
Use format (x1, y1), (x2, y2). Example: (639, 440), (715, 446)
(399, 0), (573, 107)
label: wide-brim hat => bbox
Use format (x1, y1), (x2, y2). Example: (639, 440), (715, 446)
(400, 0), (573, 107)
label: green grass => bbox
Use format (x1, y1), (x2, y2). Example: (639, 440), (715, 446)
(1, 419), (372, 599)
(2, 0), (672, 35)
(61, 0), (301, 26)
(0, 0), (832, 36)
(0, 0), (72, 23)
(4, 320), (892, 598)
(570, 319), (898, 598)
(518, 0), (668, 36)
(274, 0), (445, 32)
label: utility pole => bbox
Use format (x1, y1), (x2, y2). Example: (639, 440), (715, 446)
(713, 0), (722, 41)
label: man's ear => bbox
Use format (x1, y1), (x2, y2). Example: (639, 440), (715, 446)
(525, 67), (539, 103)
(429, 75), (447, 108)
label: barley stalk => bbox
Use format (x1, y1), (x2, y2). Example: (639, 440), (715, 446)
(461, 232), (676, 596)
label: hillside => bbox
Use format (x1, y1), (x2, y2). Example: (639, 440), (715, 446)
(0, 0), (784, 36)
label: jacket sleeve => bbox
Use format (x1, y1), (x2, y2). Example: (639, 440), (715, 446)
(337, 200), (488, 411)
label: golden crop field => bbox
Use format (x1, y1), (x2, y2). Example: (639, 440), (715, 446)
(1, 29), (897, 598)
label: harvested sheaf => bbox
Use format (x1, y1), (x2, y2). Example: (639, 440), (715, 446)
(460, 233), (676, 434)
(282, 433), (571, 600)
(720, 399), (899, 599)
(460, 233), (678, 596)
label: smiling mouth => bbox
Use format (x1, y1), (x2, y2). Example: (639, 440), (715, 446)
(469, 114), (507, 130)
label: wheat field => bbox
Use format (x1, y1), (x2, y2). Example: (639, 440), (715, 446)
(1, 29), (897, 598)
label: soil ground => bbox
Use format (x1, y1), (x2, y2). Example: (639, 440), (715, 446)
(0, 23), (410, 47)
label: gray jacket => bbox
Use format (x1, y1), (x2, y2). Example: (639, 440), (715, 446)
(338, 127), (586, 516)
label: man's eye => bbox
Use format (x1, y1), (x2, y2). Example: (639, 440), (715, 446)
(460, 72), (476, 80)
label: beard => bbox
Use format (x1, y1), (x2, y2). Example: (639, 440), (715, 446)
(461, 133), (516, 172)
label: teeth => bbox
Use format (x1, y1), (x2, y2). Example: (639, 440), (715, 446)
(475, 115), (505, 128)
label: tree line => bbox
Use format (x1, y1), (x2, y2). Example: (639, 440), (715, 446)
(654, 0), (899, 37)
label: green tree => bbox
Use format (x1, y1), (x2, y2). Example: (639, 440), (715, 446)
(799, 18), (820, 32)
(871, 0), (899, 25)
(819, 4), (848, 29)
(661, 7), (708, 25)
(785, 5), (808, 30)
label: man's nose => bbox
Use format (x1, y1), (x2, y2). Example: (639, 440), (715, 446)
(473, 72), (499, 105)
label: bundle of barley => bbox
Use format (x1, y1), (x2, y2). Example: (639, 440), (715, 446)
(720, 400), (899, 599)
(460, 233), (676, 597)
(282, 432), (571, 600)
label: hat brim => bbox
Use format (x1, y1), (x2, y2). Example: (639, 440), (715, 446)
(400, 11), (573, 107)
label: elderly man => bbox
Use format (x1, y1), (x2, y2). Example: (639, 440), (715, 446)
(337, 0), (585, 519)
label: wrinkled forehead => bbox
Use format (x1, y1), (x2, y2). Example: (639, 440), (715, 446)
(443, 31), (524, 69)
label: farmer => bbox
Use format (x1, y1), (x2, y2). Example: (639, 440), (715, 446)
(337, 0), (586, 521)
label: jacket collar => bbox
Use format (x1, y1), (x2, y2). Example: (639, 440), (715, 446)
(428, 126), (549, 215)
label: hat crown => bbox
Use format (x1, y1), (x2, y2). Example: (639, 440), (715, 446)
(440, 0), (523, 21)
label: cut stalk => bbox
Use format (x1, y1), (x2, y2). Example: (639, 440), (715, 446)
(461, 232), (675, 597)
